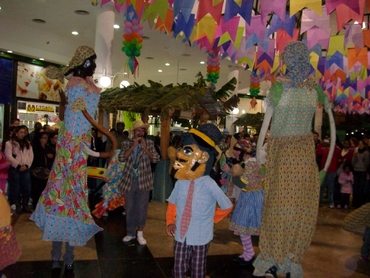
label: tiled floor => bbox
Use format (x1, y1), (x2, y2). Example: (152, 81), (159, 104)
(3, 201), (370, 278)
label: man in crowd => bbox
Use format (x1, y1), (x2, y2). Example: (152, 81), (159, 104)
(118, 120), (160, 245)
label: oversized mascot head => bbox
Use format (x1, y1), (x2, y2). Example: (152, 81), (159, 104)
(173, 123), (222, 180)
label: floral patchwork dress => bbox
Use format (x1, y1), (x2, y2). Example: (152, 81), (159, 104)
(31, 76), (102, 246)
(92, 150), (125, 218)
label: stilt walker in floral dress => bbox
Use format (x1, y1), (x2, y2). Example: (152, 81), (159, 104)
(31, 46), (117, 273)
(253, 41), (336, 278)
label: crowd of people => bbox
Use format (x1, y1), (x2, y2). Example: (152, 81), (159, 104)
(1, 120), (58, 214)
(316, 135), (370, 210)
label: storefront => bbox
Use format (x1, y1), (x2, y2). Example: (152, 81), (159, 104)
(14, 60), (64, 132)
(17, 100), (59, 131)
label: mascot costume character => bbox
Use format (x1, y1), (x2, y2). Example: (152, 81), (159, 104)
(166, 123), (233, 278)
(31, 46), (117, 272)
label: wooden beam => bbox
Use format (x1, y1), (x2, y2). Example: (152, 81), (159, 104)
(160, 114), (171, 160)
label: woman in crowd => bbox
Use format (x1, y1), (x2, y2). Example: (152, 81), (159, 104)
(351, 139), (370, 208)
(30, 132), (54, 209)
(5, 125), (33, 214)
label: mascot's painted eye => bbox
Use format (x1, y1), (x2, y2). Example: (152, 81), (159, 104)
(183, 146), (193, 156)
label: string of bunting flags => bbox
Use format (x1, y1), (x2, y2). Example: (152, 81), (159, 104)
(101, 0), (370, 114)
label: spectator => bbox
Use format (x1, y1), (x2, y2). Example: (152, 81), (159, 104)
(0, 142), (10, 194)
(30, 132), (54, 208)
(167, 135), (182, 187)
(10, 118), (20, 127)
(316, 138), (341, 208)
(105, 122), (127, 165)
(337, 164), (353, 209)
(352, 140), (370, 208)
(106, 122), (127, 151)
(118, 120), (160, 245)
(29, 122), (43, 142)
(5, 125), (33, 214)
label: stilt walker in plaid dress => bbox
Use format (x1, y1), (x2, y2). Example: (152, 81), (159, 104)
(166, 124), (233, 278)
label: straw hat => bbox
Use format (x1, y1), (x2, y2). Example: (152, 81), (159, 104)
(132, 120), (149, 130)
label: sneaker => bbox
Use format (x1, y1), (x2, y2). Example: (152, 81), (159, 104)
(344, 205), (349, 209)
(122, 235), (136, 243)
(336, 204), (341, 209)
(328, 204), (334, 209)
(137, 236), (147, 245)
(10, 204), (16, 211)
(51, 260), (61, 269)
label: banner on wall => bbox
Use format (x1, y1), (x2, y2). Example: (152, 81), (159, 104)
(16, 62), (64, 102)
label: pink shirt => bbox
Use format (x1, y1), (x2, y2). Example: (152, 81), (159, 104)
(0, 152), (8, 180)
(338, 171), (353, 194)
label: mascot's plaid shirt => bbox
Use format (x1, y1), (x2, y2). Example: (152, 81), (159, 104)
(118, 138), (160, 192)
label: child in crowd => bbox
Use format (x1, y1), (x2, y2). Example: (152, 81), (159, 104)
(229, 150), (264, 266)
(337, 164), (353, 209)
(220, 140), (250, 200)
(0, 143), (10, 194)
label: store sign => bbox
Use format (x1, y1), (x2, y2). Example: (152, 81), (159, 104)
(25, 102), (56, 113)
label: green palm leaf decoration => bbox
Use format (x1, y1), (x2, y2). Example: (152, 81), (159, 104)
(98, 74), (238, 118)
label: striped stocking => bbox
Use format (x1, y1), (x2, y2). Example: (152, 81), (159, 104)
(240, 234), (254, 260)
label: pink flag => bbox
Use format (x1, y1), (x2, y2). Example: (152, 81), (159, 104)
(301, 7), (330, 34)
(307, 27), (331, 50)
(260, 0), (287, 25)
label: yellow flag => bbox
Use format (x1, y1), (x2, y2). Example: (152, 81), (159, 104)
(327, 35), (346, 57)
(290, 0), (322, 16)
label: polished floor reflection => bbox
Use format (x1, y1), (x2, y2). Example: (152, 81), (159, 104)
(3, 201), (370, 278)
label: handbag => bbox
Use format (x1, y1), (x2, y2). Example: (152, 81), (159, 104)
(31, 167), (50, 180)
(31, 155), (50, 180)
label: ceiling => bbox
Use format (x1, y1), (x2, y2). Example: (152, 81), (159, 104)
(0, 0), (249, 91)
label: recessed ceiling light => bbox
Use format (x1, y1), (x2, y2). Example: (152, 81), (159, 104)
(39, 58), (44, 61)
(113, 24), (120, 29)
(72, 31), (79, 35)
(7, 50), (12, 53)
(165, 63), (170, 66)
(32, 19), (46, 24)
(75, 10), (90, 15)
(158, 69), (163, 73)
(200, 61), (205, 64)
